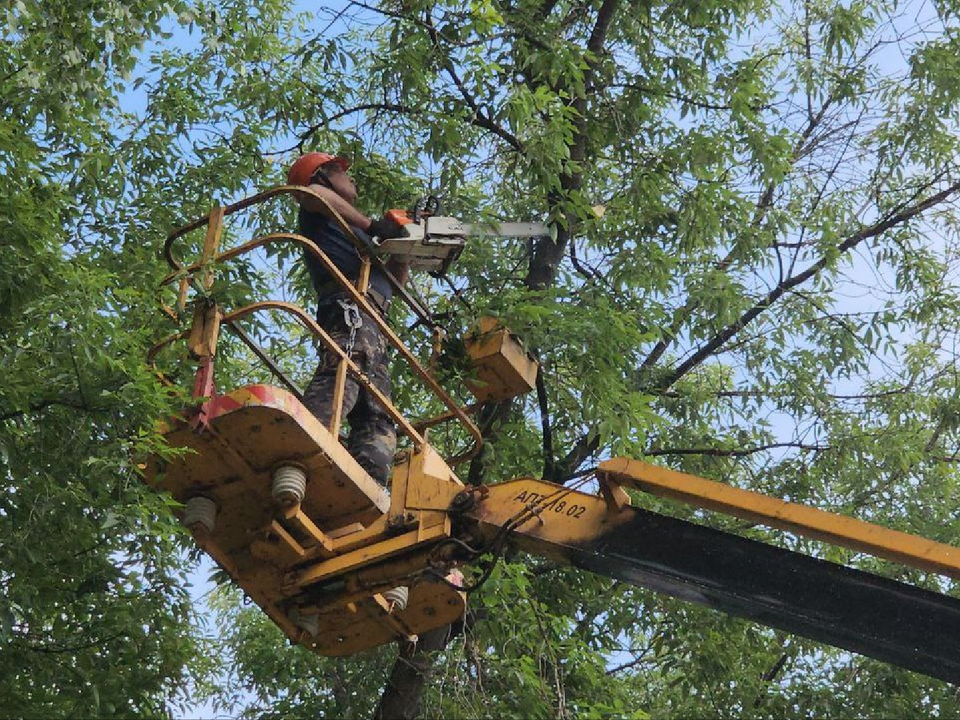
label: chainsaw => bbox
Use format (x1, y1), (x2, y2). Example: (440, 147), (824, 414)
(373, 196), (551, 274)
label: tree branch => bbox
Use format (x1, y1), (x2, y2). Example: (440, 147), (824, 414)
(466, 399), (514, 486)
(752, 647), (791, 709)
(639, 92), (839, 372)
(373, 624), (461, 720)
(567, 176), (960, 470)
(645, 441), (828, 458)
(294, 103), (419, 149)
(17, 630), (126, 654)
(0, 63), (27, 86)
(609, 82), (769, 112)
(0, 398), (103, 423)
(606, 646), (652, 675)
(525, 0), (620, 290)
(555, 430), (601, 482)
(421, 11), (524, 153)
(662, 177), (960, 389)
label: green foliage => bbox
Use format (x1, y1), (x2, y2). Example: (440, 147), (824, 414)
(8, 0), (960, 716)
(1, 1), (209, 714)
(208, 586), (393, 718)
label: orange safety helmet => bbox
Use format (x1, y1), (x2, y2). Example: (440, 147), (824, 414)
(287, 152), (350, 186)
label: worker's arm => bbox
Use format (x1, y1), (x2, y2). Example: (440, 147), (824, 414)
(298, 183), (408, 243)
(296, 183), (409, 283)
(300, 183), (373, 231)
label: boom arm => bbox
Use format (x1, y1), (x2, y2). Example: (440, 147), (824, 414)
(147, 381), (960, 683)
(459, 466), (960, 685)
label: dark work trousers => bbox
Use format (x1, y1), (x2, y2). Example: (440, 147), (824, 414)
(302, 297), (397, 487)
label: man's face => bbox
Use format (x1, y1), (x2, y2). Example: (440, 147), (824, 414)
(322, 164), (358, 205)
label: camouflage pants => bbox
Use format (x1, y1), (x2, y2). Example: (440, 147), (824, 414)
(302, 298), (396, 487)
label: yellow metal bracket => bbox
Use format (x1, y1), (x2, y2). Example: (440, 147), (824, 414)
(402, 445), (465, 512)
(186, 300), (221, 360)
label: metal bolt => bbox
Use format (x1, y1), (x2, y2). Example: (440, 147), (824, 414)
(451, 491), (473, 510)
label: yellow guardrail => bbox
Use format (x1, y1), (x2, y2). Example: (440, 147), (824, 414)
(149, 186), (482, 466)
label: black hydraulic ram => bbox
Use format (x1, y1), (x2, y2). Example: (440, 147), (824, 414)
(464, 474), (960, 685)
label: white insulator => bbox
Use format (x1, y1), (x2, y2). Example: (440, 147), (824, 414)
(382, 585), (410, 612)
(289, 608), (318, 637)
(183, 496), (217, 532)
(272, 465), (307, 506)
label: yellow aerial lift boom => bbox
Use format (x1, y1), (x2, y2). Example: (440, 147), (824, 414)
(145, 187), (960, 685)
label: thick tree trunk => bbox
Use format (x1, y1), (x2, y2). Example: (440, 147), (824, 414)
(373, 626), (451, 720)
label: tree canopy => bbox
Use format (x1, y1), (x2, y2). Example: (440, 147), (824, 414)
(5, 0), (960, 717)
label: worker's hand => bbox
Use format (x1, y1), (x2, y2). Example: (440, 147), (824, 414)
(367, 215), (406, 241)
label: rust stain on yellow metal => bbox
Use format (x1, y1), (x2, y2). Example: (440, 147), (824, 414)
(282, 506), (336, 557)
(356, 256), (371, 294)
(327, 522), (365, 539)
(599, 457), (960, 580)
(405, 445), (464, 512)
(370, 593), (417, 642)
(268, 520), (306, 558)
(388, 451), (413, 527)
(328, 357), (349, 436)
(176, 276), (190, 314)
(199, 206), (225, 287)
(304, 581), (465, 656)
(328, 516), (390, 555)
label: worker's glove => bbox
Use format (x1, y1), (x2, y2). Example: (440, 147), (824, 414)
(367, 215), (406, 241)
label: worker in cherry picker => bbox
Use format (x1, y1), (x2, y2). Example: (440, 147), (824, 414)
(287, 152), (409, 487)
